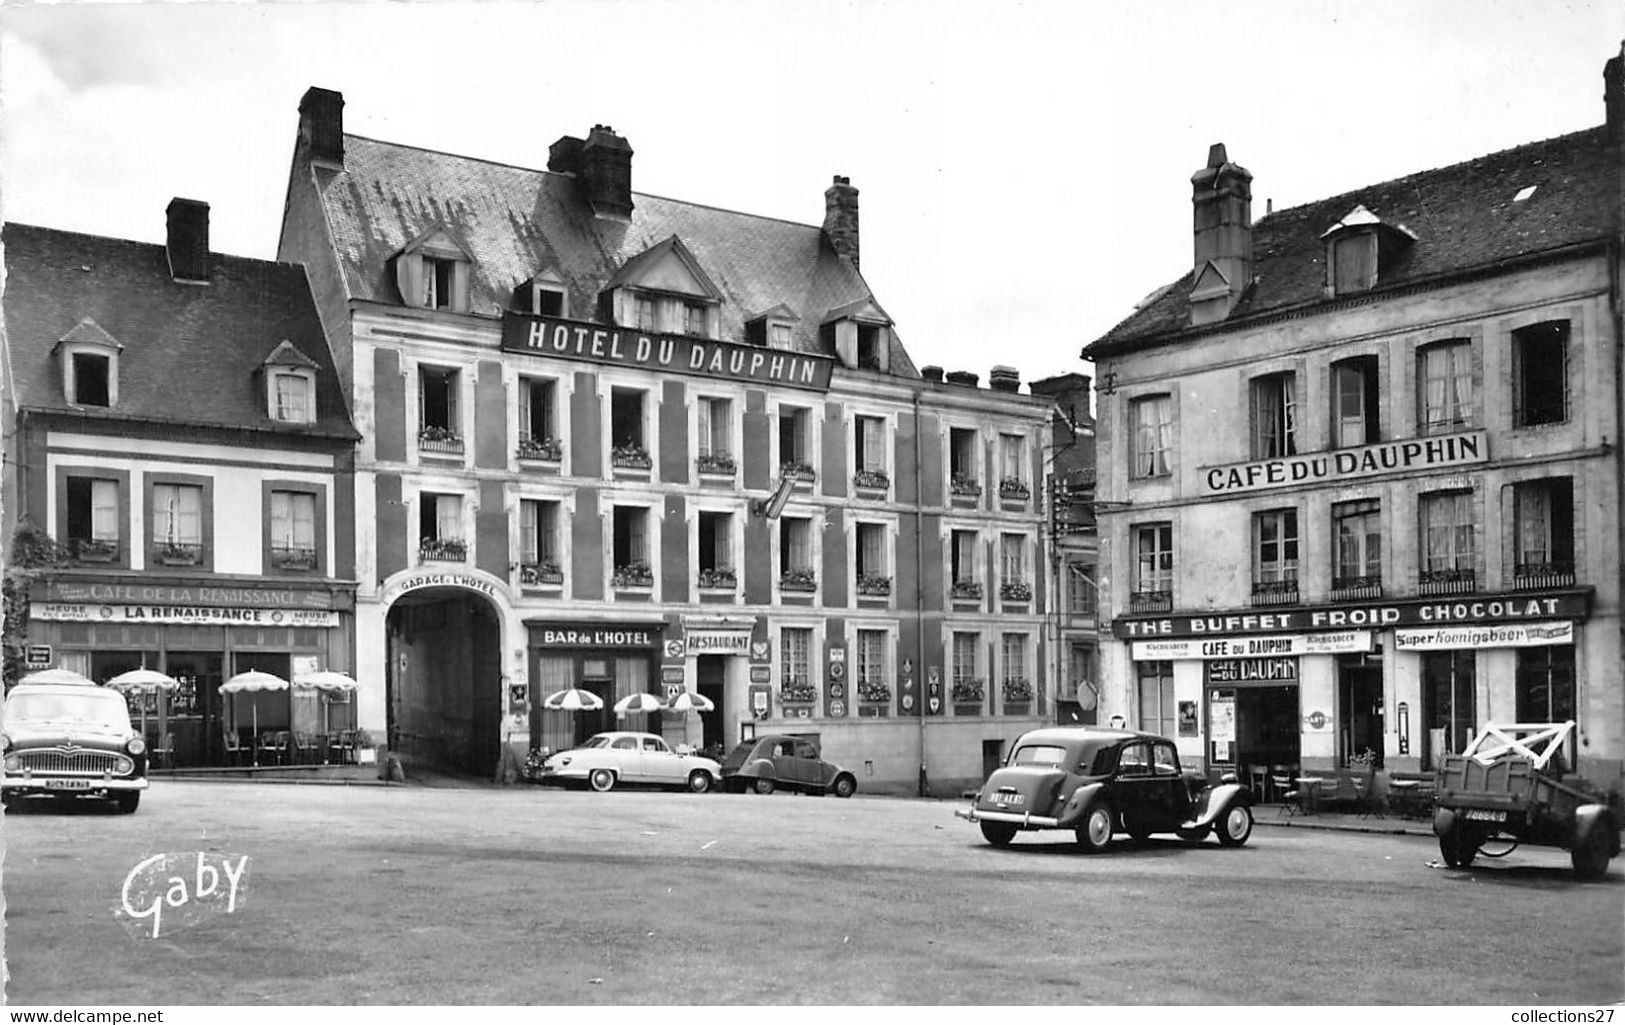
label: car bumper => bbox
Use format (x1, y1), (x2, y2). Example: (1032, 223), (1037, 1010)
(3, 776), (148, 794)
(954, 806), (1061, 828)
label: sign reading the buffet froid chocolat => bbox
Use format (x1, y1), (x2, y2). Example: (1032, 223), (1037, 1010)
(1115, 590), (1591, 639)
(501, 313), (835, 392)
(1200, 430), (1487, 496)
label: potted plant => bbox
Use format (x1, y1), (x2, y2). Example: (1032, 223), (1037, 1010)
(1000, 579), (1032, 602)
(517, 434), (562, 461)
(696, 452), (736, 474)
(697, 567), (737, 589)
(999, 477), (1031, 499)
(952, 678), (986, 703)
(857, 679), (892, 703)
(420, 537), (467, 561)
(419, 424), (462, 446)
(1002, 677), (1033, 703)
(950, 472), (981, 496)
(612, 442), (652, 469)
(612, 561), (653, 588)
(780, 679), (817, 703)
(781, 460), (815, 481)
(520, 560), (564, 585)
(856, 573), (892, 596)
(950, 580), (982, 600)
(852, 468), (890, 490)
(780, 567), (817, 591)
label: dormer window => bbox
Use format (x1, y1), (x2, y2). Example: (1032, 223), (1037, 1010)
(820, 297), (893, 371)
(603, 236), (724, 340)
(746, 304), (801, 350)
(534, 285), (565, 317)
(857, 324), (883, 370)
(56, 317), (122, 408)
(394, 227), (473, 313)
(1321, 205), (1417, 297)
(1331, 232), (1376, 293)
(260, 340), (320, 424)
(769, 322), (794, 350)
(72, 353), (111, 407)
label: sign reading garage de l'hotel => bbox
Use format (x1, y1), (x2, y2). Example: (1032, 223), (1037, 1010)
(502, 313), (834, 392)
(1201, 430), (1487, 495)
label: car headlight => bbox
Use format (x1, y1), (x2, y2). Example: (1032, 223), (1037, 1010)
(127, 737), (146, 756)
(0, 733), (9, 753)
(3, 754), (18, 772)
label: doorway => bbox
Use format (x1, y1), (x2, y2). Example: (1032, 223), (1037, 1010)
(1420, 649), (1476, 770)
(165, 651), (223, 767)
(386, 588), (501, 776)
(697, 655), (726, 756)
(1337, 652), (1384, 767)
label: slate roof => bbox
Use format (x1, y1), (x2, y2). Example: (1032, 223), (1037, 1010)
(304, 134), (918, 377)
(2, 223), (357, 439)
(1085, 125), (1620, 358)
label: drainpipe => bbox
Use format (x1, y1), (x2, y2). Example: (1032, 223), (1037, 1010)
(914, 388), (929, 796)
(1611, 236), (1623, 761)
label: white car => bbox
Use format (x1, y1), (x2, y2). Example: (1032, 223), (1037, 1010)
(540, 731), (721, 793)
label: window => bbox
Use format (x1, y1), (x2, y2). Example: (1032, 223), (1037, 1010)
(684, 302), (708, 339)
(72, 353), (111, 407)
(857, 324), (883, 370)
(270, 490), (317, 569)
(998, 435), (1028, 497)
(698, 510), (735, 588)
(1331, 232), (1376, 293)
(697, 397), (734, 472)
(65, 477), (119, 559)
(1417, 341), (1474, 433)
(1133, 523), (1173, 599)
(952, 632), (982, 708)
(419, 493), (465, 560)
(1422, 650), (1477, 762)
(1250, 373), (1296, 458)
(273, 372), (313, 423)
(1331, 356), (1380, 447)
(1130, 395), (1172, 478)
(853, 414), (888, 484)
(856, 629), (889, 704)
(519, 499), (561, 583)
(768, 321), (794, 351)
(1136, 661), (1175, 737)
(152, 483), (204, 563)
(518, 377), (559, 458)
(1420, 490), (1475, 590)
(610, 506), (652, 587)
(532, 285), (565, 317)
(423, 257), (455, 309)
(633, 295), (658, 331)
(780, 517), (814, 589)
(419, 366), (461, 444)
(1515, 646), (1575, 723)
(779, 405), (812, 475)
(1253, 509), (1299, 583)
(1332, 499), (1382, 592)
(950, 530), (979, 594)
(395, 234), (470, 312)
(855, 522), (888, 594)
(1513, 320), (1569, 427)
(1001, 634), (1030, 704)
(949, 428), (979, 493)
(610, 387), (649, 466)
(999, 534), (1029, 600)
(1513, 478), (1575, 583)
(780, 628), (813, 701)
(1067, 562), (1096, 617)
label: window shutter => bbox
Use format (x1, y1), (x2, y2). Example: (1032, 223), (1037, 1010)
(521, 501), (539, 563)
(91, 480), (119, 541)
(450, 260), (470, 313)
(518, 381), (532, 441)
(394, 252), (423, 308)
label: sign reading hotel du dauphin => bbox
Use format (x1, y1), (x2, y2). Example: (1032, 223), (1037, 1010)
(501, 313), (835, 392)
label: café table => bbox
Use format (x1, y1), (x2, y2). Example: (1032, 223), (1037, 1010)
(1294, 776), (1327, 815)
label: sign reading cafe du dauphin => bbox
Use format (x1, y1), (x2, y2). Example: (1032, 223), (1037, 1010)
(501, 313), (835, 392)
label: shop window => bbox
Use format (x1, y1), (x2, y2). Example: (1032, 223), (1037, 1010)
(779, 516), (815, 591)
(65, 476), (121, 562)
(1421, 650), (1476, 767)
(1332, 499), (1382, 596)
(949, 529), (980, 599)
(269, 490), (318, 571)
(1512, 320), (1569, 427)
(1250, 372), (1297, 458)
(1132, 522), (1173, 612)
(1252, 508), (1299, 606)
(1136, 661), (1176, 737)
(1515, 646), (1575, 723)
(517, 377), (561, 461)
(951, 632), (983, 711)
(697, 511), (735, 589)
(1513, 478), (1575, 587)
(852, 414), (889, 489)
(854, 521), (889, 595)
(1130, 395), (1172, 478)
(1067, 562), (1096, 617)
(418, 366), (462, 450)
(949, 428), (980, 495)
(778, 404), (813, 479)
(1419, 490), (1475, 593)
(151, 482), (205, 566)
(611, 505), (652, 587)
(519, 499), (562, 585)
(610, 387), (651, 468)
(1000, 634), (1032, 707)
(1417, 340), (1474, 434)
(697, 396), (735, 474)
(998, 435), (1028, 499)
(779, 628), (814, 704)
(999, 534), (1030, 602)
(418, 493), (466, 561)
(72, 352), (112, 407)
(1331, 355), (1380, 447)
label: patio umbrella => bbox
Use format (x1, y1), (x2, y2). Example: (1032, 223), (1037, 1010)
(542, 688), (605, 711)
(18, 668), (96, 687)
(105, 669), (179, 739)
(613, 692), (664, 718)
(220, 670), (290, 765)
(294, 670), (359, 735)
(666, 691), (715, 713)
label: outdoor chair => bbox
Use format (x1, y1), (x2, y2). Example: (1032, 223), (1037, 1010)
(222, 730), (243, 766)
(152, 733), (176, 769)
(293, 732), (317, 764)
(1360, 771), (1391, 818)
(331, 729), (356, 764)
(1272, 774), (1302, 817)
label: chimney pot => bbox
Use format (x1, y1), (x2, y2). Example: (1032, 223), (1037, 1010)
(944, 370), (979, 387)
(921, 365), (944, 383)
(298, 87), (345, 167)
(823, 175), (860, 269)
(989, 365), (1021, 392)
(165, 198), (210, 282)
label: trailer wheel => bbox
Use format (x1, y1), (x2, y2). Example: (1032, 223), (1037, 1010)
(1439, 819), (1478, 869)
(1572, 828), (1611, 881)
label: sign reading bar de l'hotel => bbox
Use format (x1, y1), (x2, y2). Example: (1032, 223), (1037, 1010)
(501, 313), (834, 392)
(1200, 430), (1488, 496)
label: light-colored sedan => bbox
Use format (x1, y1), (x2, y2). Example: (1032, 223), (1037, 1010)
(539, 731), (721, 793)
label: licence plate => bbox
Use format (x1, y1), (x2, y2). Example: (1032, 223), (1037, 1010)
(44, 779), (93, 791)
(1463, 809), (1506, 822)
(993, 793), (1024, 806)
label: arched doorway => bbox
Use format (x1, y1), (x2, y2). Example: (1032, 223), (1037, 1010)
(385, 587), (501, 776)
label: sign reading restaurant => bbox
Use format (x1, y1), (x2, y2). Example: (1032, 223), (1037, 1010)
(1114, 589), (1591, 639)
(501, 313), (835, 392)
(1200, 430), (1487, 496)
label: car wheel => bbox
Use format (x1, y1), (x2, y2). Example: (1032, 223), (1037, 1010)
(1075, 804), (1114, 853)
(686, 770), (712, 794)
(1216, 803), (1253, 846)
(754, 777), (776, 795)
(832, 775), (856, 799)
(114, 792), (140, 815)
(1438, 819), (1478, 868)
(1572, 827), (1611, 881)
(980, 821), (1017, 847)
(588, 768), (616, 793)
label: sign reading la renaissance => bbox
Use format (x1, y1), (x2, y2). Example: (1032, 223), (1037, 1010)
(1201, 430), (1487, 496)
(34, 603), (339, 628)
(501, 313), (835, 392)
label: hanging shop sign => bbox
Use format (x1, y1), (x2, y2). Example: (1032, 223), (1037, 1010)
(1115, 590), (1590, 639)
(1395, 621), (1573, 650)
(502, 313), (835, 392)
(1132, 631), (1370, 661)
(1200, 430), (1487, 496)
(1207, 658), (1299, 683)
(529, 622), (661, 648)
(684, 630), (752, 656)
(33, 603), (339, 628)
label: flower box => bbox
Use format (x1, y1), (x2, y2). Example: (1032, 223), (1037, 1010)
(856, 574), (892, 596)
(1002, 677), (1034, 703)
(612, 445), (652, 470)
(157, 543), (203, 566)
(998, 478), (1031, 500)
(73, 538), (119, 563)
(696, 452), (737, 475)
(780, 681), (817, 704)
(1000, 580), (1032, 602)
(612, 562), (654, 588)
(950, 474), (981, 497)
(697, 567), (737, 589)
(781, 461), (816, 482)
(418, 426), (464, 454)
(951, 679), (985, 703)
(780, 569), (817, 592)
(857, 681), (892, 704)
(520, 562), (564, 586)
(271, 547), (318, 570)
(517, 434), (563, 461)
(420, 538), (467, 562)
(950, 580), (982, 600)
(852, 469), (890, 491)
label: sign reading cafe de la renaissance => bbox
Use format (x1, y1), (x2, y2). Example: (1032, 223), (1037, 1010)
(1201, 430), (1488, 495)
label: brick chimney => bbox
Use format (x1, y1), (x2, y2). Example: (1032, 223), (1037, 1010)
(1188, 143), (1253, 326)
(580, 125), (634, 220)
(166, 198), (210, 283)
(298, 87), (345, 168)
(1606, 43), (1624, 143)
(823, 175), (860, 269)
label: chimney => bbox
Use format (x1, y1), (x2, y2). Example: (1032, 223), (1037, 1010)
(1606, 43), (1624, 143)
(920, 365), (944, 383)
(989, 365), (1021, 393)
(1188, 143), (1253, 326)
(823, 175), (860, 269)
(298, 87), (345, 167)
(944, 370), (979, 388)
(580, 125), (633, 220)
(166, 198), (210, 283)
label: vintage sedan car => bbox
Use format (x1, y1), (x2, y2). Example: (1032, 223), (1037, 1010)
(1, 682), (149, 813)
(720, 734), (857, 797)
(955, 726), (1253, 851)
(538, 731), (721, 793)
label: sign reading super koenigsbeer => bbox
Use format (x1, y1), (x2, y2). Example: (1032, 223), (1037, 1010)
(1200, 430), (1488, 495)
(501, 313), (835, 392)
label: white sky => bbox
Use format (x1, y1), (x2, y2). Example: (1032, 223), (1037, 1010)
(2, 0), (1622, 394)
